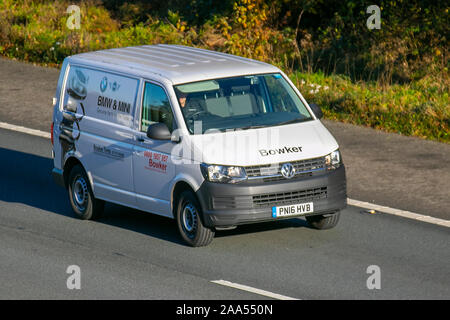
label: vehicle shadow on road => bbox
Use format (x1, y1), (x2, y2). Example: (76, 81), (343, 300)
(0, 147), (186, 245)
(99, 203), (187, 245)
(214, 218), (309, 238)
(0, 147), (73, 217)
(0, 147), (312, 246)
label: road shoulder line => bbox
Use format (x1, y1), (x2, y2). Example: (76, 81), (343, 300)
(0, 121), (51, 139)
(347, 198), (450, 227)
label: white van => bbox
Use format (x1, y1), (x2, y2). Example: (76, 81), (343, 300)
(51, 44), (346, 246)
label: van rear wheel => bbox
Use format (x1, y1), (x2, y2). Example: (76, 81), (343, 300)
(306, 211), (340, 230)
(68, 165), (104, 220)
(176, 190), (214, 247)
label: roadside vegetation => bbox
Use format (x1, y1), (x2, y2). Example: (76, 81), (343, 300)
(0, 0), (448, 142)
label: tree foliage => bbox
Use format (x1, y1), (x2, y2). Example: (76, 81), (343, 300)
(0, 0), (448, 141)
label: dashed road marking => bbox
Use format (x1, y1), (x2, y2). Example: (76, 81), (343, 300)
(211, 280), (299, 300)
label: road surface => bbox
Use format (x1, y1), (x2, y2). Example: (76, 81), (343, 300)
(0, 128), (448, 299)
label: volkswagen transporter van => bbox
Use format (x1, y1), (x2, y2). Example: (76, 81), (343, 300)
(51, 44), (347, 246)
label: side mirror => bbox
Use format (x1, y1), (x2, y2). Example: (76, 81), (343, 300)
(309, 103), (323, 119)
(146, 122), (171, 140)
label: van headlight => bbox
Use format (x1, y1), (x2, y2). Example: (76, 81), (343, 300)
(200, 164), (247, 183)
(325, 149), (341, 170)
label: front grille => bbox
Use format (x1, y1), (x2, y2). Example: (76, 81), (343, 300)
(252, 187), (327, 207)
(244, 156), (326, 181)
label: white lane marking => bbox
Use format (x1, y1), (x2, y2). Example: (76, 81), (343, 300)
(211, 280), (299, 300)
(0, 121), (449, 228)
(0, 121), (50, 139)
(347, 198), (450, 227)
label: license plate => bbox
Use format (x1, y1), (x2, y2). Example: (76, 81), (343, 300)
(272, 202), (314, 218)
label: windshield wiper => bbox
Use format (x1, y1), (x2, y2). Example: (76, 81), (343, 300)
(203, 116), (310, 132)
(235, 118), (309, 130)
(237, 124), (267, 130)
(272, 117), (310, 127)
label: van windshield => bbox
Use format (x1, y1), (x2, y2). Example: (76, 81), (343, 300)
(174, 73), (313, 134)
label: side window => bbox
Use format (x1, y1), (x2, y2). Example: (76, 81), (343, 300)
(141, 82), (174, 132)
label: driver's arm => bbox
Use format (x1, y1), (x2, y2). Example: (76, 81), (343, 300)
(185, 98), (207, 116)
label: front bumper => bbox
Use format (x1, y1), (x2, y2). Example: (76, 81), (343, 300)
(196, 165), (347, 228)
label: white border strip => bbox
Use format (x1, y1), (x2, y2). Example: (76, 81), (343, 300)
(0, 122), (50, 139)
(211, 280), (299, 300)
(348, 198), (450, 227)
(1, 121), (449, 228)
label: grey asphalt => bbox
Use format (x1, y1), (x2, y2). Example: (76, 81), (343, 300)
(1, 57), (449, 220)
(0, 128), (449, 299)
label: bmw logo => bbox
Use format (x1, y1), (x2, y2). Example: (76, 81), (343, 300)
(100, 77), (108, 93)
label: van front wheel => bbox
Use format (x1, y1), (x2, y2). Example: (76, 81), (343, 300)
(306, 211), (340, 230)
(176, 190), (214, 247)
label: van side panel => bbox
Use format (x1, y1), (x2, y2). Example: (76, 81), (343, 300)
(58, 64), (139, 205)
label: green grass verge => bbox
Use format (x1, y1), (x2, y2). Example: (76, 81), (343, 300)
(290, 72), (449, 143)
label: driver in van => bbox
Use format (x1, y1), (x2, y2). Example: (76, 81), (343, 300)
(176, 90), (206, 120)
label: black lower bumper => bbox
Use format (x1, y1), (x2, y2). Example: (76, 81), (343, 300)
(196, 165), (347, 228)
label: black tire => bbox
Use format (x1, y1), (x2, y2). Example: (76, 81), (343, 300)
(68, 164), (104, 220)
(175, 190), (215, 247)
(306, 211), (340, 230)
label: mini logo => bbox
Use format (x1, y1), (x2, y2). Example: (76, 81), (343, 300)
(110, 81), (120, 92)
(280, 163), (295, 179)
(100, 77), (108, 93)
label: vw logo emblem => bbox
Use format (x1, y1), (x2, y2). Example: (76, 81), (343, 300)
(280, 163), (296, 179)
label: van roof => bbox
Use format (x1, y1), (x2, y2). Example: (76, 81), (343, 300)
(69, 44), (280, 85)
